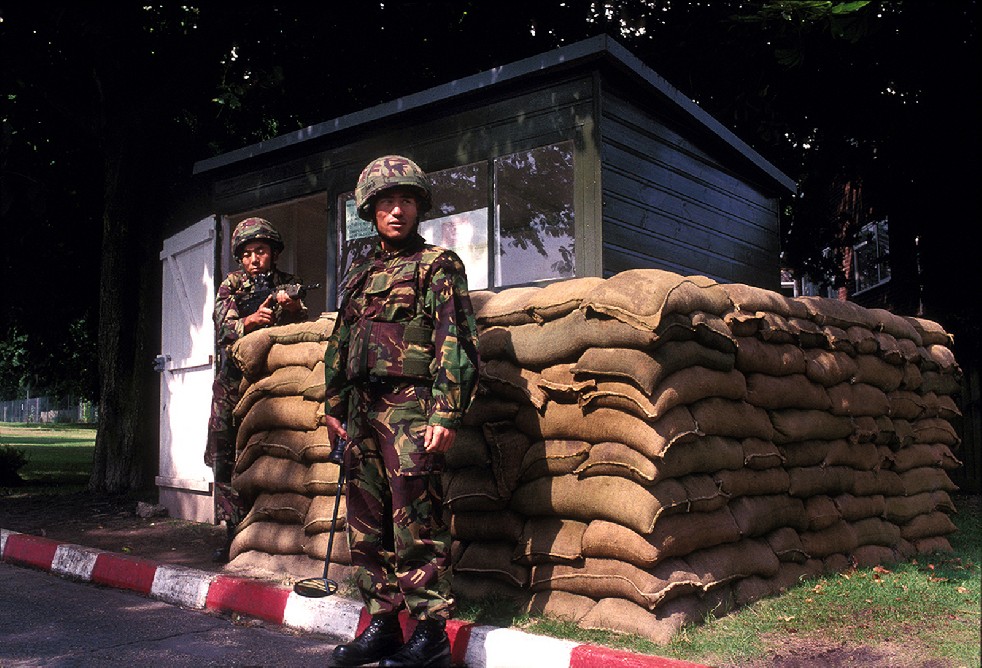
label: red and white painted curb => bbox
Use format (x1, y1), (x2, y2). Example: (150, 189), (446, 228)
(1, 528), (707, 668)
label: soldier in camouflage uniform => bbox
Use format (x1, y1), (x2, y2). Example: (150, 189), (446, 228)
(206, 217), (307, 562)
(321, 156), (479, 668)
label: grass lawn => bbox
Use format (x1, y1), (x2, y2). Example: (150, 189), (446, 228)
(0, 422), (96, 492)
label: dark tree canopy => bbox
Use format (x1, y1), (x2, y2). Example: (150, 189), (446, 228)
(2, 1), (977, 491)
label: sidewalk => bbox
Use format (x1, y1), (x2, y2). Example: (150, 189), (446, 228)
(1, 527), (708, 668)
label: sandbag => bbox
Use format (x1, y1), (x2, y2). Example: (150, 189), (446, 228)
(514, 517), (587, 565)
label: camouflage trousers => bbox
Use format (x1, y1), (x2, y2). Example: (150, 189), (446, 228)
(206, 369), (245, 527)
(344, 379), (453, 621)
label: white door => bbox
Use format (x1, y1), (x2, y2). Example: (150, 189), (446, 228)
(156, 216), (218, 523)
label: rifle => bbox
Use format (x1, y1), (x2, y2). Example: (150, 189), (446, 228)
(237, 274), (321, 318)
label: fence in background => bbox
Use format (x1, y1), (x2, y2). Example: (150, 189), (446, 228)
(0, 396), (98, 424)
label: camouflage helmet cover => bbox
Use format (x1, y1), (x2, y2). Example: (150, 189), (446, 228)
(355, 155), (432, 222)
(231, 217), (284, 258)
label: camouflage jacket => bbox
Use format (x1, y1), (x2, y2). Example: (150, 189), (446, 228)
(323, 233), (480, 430)
(214, 268), (308, 373)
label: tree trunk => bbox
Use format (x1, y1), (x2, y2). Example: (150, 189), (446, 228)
(89, 122), (159, 494)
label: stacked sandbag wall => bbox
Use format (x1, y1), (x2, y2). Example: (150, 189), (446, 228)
(450, 270), (962, 644)
(226, 312), (354, 581)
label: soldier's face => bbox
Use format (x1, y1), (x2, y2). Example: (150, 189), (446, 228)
(239, 241), (273, 275)
(374, 187), (420, 250)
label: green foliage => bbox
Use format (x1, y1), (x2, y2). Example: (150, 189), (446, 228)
(0, 444), (29, 486)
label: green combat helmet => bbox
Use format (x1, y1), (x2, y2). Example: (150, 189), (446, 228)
(355, 155), (432, 222)
(231, 217), (284, 258)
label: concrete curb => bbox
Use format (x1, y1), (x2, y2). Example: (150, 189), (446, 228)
(1, 528), (708, 668)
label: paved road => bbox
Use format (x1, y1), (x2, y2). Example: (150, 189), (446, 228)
(0, 562), (339, 667)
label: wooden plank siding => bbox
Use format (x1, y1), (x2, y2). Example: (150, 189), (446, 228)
(598, 92), (782, 288)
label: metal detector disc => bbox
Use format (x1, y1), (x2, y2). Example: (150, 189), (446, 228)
(293, 577), (339, 598)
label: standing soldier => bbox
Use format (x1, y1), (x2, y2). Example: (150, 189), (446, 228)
(206, 217), (307, 562)
(321, 156), (480, 668)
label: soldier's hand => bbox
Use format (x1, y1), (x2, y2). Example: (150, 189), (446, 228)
(276, 289), (302, 312)
(243, 295), (275, 332)
(321, 415), (348, 442)
(424, 425), (456, 453)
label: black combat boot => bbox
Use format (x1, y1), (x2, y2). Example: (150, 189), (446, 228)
(378, 618), (451, 668)
(331, 614), (404, 667)
(211, 523), (235, 563)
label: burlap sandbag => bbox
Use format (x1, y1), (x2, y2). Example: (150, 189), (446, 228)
(787, 316), (830, 348)
(451, 572), (529, 604)
(518, 440), (591, 482)
(870, 308), (923, 346)
(515, 402), (700, 462)
(887, 390), (926, 420)
(229, 520), (306, 560)
(444, 426), (490, 471)
(578, 595), (698, 645)
(257, 427), (334, 464)
(514, 517), (587, 565)
(235, 396), (322, 452)
(899, 511), (957, 541)
(233, 365), (315, 419)
(267, 315), (336, 344)
(443, 467), (508, 512)
(580, 507), (741, 569)
(741, 438), (785, 469)
(891, 442), (959, 473)
(713, 467), (790, 498)
(823, 439), (882, 471)
(919, 370), (961, 396)
(846, 325), (879, 355)
(795, 295), (879, 330)
(303, 529), (352, 563)
(822, 325), (856, 355)
(905, 316), (953, 347)
(804, 495), (842, 531)
(744, 373), (831, 411)
(231, 329), (273, 381)
(689, 398), (774, 441)
(232, 455), (309, 499)
(510, 474), (687, 535)
(803, 350), (859, 387)
(833, 493), (887, 522)
(851, 517), (901, 547)
(303, 462), (342, 496)
(455, 541), (530, 587)
(921, 392), (962, 420)
(851, 469), (905, 497)
(580, 269), (733, 331)
(299, 361), (326, 401)
(852, 354), (904, 392)
(482, 421), (532, 498)
(778, 440), (829, 468)
(765, 527), (808, 564)
(660, 435), (745, 478)
(267, 341), (326, 372)
(462, 395), (520, 426)
(303, 494), (347, 534)
(685, 538), (781, 587)
(237, 492), (312, 531)
(478, 309), (657, 368)
(755, 312), (798, 345)
(827, 382), (890, 417)
(798, 520), (859, 559)
(911, 417), (960, 446)
(473, 286), (540, 326)
(720, 283), (809, 319)
(537, 363), (594, 402)
(481, 359), (547, 410)
(899, 466), (960, 495)
(530, 557), (701, 610)
(851, 544), (900, 569)
(851, 415), (880, 444)
(572, 341), (735, 396)
(733, 337), (807, 377)
(769, 409), (855, 444)
(728, 494), (807, 536)
(788, 465), (854, 498)
(525, 590), (597, 623)
(681, 473), (729, 513)
(236, 430), (271, 474)
(450, 510), (525, 542)
(574, 441), (659, 485)
(910, 536), (953, 555)
(580, 368), (746, 422)
(526, 276), (606, 323)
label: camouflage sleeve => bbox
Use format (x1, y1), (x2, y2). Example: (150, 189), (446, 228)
(322, 315), (351, 419)
(424, 251), (480, 430)
(214, 272), (245, 348)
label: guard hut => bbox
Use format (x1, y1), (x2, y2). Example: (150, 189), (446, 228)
(157, 34), (796, 523)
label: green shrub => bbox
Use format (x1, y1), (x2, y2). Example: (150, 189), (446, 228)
(0, 444), (29, 486)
